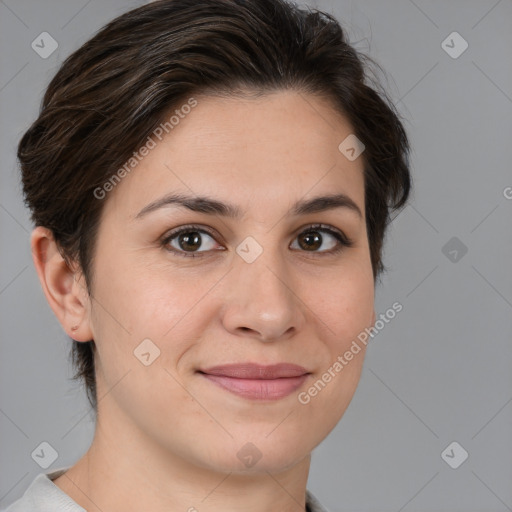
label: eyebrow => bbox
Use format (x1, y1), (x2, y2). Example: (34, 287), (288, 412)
(135, 192), (363, 220)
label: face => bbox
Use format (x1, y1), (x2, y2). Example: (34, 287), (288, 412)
(85, 90), (375, 473)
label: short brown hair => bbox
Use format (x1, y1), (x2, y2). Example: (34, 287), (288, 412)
(18, 0), (411, 412)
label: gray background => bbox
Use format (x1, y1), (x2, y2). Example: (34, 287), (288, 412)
(1, 1), (511, 511)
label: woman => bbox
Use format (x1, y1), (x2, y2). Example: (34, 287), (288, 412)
(4, 0), (411, 510)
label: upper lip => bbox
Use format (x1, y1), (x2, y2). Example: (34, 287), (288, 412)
(199, 363), (309, 379)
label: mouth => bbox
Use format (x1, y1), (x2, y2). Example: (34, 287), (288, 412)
(197, 363), (310, 400)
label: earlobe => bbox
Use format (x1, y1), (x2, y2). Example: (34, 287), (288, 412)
(30, 226), (93, 342)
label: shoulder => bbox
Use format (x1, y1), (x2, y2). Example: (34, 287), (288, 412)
(2, 471), (327, 512)
(306, 489), (331, 512)
(1, 468), (85, 512)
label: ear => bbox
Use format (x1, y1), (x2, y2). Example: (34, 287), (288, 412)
(31, 226), (93, 342)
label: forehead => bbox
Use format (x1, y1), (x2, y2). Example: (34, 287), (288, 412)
(103, 91), (366, 220)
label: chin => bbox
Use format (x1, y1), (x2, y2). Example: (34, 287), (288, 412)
(192, 432), (313, 475)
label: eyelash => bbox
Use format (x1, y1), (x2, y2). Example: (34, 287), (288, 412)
(160, 223), (354, 259)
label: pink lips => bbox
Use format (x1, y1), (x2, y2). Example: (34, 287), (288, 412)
(199, 363), (309, 400)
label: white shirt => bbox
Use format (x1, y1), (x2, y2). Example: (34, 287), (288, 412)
(1, 467), (329, 512)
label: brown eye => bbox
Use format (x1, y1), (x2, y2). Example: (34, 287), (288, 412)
(176, 231), (202, 252)
(291, 224), (353, 255)
(161, 223), (353, 259)
(162, 225), (221, 258)
(297, 231), (324, 251)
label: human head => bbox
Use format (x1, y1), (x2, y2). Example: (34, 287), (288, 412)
(18, 0), (410, 414)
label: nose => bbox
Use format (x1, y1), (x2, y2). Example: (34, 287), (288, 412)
(220, 245), (305, 342)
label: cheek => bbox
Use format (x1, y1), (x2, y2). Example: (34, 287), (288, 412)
(300, 265), (373, 415)
(296, 273), (373, 428)
(90, 255), (216, 370)
(315, 266), (375, 347)
(92, 250), (186, 328)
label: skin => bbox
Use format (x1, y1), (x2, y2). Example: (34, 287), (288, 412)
(32, 90), (376, 512)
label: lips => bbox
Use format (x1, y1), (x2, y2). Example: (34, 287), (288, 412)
(201, 363), (308, 379)
(198, 363), (310, 400)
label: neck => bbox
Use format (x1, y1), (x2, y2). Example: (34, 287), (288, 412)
(53, 410), (312, 512)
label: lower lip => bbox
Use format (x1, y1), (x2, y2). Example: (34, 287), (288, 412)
(200, 373), (309, 400)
